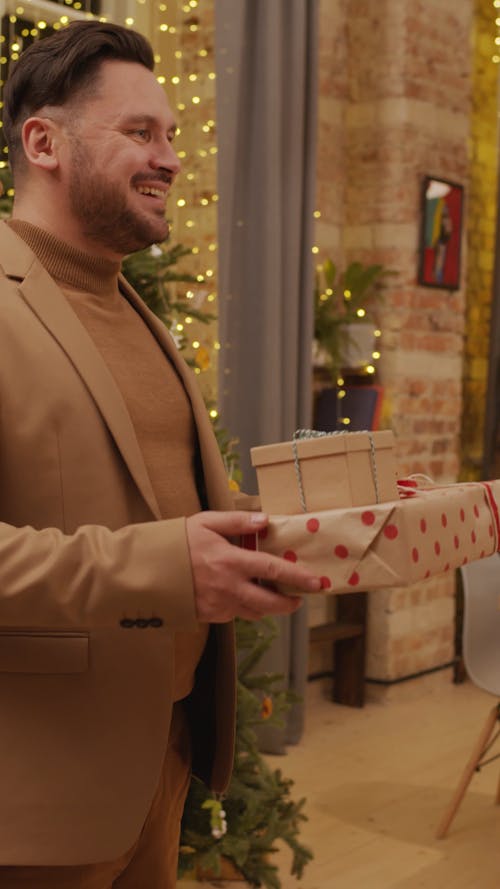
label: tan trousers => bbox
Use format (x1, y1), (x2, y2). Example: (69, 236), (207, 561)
(0, 702), (192, 889)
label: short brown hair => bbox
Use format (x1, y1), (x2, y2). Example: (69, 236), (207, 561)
(3, 20), (155, 172)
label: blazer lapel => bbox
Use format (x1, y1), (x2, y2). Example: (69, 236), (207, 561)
(0, 224), (161, 520)
(0, 221), (232, 515)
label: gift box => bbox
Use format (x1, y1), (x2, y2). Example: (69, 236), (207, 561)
(253, 479), (500, 595)
(250, 430), (398, 515)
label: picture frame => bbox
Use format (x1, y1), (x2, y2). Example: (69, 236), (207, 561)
(418, 176), (464, 290)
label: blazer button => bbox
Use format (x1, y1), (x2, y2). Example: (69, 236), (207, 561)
(149, 617), (163, 628)
(120, 618), (136, 629)
(136, 618), (150, 629)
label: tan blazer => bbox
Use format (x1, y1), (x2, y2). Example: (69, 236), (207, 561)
(0, 221), (236, 866)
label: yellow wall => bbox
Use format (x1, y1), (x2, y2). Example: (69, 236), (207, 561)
(461, 0), (499, 479)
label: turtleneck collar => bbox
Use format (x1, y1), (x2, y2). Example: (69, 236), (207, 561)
(6, 219), (121, 297)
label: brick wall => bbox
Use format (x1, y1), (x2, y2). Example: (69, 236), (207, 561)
(312, 0), (476, 683)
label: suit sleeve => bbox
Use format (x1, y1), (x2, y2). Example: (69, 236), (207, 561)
(0, 517), (198, 630)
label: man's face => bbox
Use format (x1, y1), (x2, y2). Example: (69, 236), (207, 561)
(62, 59), (180, 258)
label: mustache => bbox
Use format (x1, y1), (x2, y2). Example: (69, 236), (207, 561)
(131, 172), (173, 187)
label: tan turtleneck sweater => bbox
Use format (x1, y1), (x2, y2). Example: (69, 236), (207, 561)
(8, 219), (208, 701)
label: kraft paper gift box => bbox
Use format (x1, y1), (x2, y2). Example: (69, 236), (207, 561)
(250, 430), (399, 515)
(252, 479), (500, 595)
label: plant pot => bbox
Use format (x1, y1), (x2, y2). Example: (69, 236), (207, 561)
(338, 322), (375, 369)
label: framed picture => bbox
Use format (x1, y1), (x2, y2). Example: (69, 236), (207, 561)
(418, 176), (464, 290)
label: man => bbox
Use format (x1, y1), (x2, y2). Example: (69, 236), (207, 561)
(0, 19), (321, 889)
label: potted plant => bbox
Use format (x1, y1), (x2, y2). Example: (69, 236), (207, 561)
(313, 258), (391, 385)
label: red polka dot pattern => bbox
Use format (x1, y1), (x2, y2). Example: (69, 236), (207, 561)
(253, 481), (500, 597)
(334, 544), (349, 559)
(362, 511), (375, 526)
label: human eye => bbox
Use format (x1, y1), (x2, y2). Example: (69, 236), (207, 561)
(129, 128), (150, 142)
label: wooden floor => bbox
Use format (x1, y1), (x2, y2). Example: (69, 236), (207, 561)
(183, 671), (500, 888)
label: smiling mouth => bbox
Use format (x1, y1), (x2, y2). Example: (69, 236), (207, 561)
(136, 185), (167, 199)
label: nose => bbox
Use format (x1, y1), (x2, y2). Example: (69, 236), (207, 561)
(152, 138), (181, 179)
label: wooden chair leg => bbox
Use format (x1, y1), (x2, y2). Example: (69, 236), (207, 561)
(436, 703), (500, 839)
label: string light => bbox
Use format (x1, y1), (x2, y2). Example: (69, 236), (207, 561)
(0, 0), (220, 396)
(493, 0), (500, 62)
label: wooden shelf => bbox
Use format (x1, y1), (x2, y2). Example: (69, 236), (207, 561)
(310, 621), (364, 644)
(309, 592), (367, 708)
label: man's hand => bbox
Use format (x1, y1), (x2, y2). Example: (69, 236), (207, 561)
(186, 511), (322, 623)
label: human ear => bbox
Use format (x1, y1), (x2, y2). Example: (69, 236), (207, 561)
(21, 117), (61, 171)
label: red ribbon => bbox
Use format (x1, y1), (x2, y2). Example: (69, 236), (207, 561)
(481, 481), (500, 551)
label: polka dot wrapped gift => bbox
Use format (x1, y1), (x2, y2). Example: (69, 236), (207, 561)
(254, 478), (500, 595)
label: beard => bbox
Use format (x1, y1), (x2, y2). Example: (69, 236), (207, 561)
(67, 140), (170, 255)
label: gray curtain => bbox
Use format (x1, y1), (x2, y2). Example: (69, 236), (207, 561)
(215, 0), (319, 751)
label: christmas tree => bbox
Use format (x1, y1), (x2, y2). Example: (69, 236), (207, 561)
(178, 618), (312, 888)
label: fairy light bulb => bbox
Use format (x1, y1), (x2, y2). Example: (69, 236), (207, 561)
(493, 0), (500, 60)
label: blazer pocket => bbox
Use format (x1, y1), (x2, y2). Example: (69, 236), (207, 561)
(0, 630), (89, 674)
